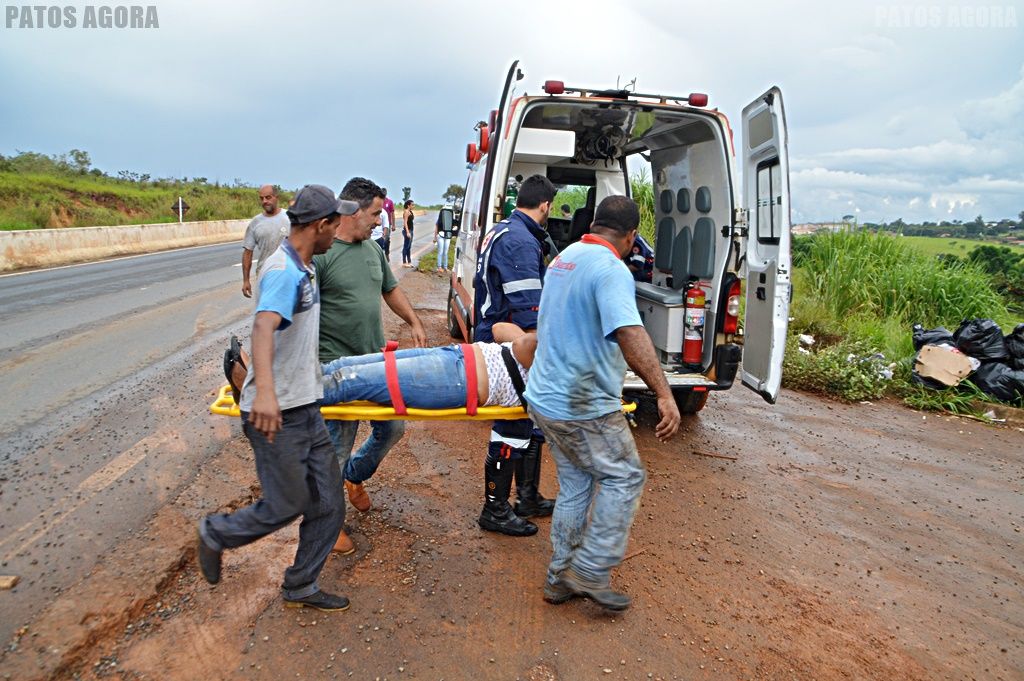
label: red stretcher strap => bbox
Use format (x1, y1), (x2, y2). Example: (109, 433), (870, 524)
(461, 343), (478, 416)
(382, 342), (407, 415)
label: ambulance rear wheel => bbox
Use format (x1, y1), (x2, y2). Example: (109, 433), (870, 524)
(673, 389), (709, 414)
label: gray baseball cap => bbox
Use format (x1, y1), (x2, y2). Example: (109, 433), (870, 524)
(287, 184), (359, 224)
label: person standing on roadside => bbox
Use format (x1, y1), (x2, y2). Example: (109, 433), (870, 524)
(315, 177), (427, 553)
(526, 195), (680, 612)
(472, 174), (558, 537)
(382, 188), (396, 262)
(198, 185), (359, 612)
(241, 185), (290, 300)
(434, 204), (456, 273)
(401, 199), (415, 268)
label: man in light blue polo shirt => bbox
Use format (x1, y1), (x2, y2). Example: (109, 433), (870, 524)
(525, 195), (681, 612)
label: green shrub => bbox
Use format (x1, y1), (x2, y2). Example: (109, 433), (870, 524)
(782, 335), (892, 402)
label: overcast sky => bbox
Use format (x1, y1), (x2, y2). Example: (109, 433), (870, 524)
(1, 0), (1022, 223)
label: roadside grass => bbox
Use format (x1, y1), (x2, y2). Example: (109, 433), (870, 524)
(416, 244), (455, 273)
(0, 172), (276, 229)
(785, 229), (1016, 413)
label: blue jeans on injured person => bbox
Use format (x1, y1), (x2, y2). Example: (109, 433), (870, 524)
(321, 346), (467, 483)
(528, 406), (646, 587)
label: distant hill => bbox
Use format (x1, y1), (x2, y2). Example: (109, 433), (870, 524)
(0, 150), (280, 230)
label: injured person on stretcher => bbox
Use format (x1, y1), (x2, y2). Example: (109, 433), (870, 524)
(227, 323), (535, 411)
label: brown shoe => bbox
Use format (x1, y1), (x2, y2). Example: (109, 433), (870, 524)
(332, 530), (355, 555)
(345, 480), (371, 512)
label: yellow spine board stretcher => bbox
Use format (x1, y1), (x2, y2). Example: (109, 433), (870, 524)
(210, 384), (636, 422)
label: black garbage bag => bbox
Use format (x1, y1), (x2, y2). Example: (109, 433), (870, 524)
(972, 361), (1024, 405)
(1006, 323), (1024, 371)
(911, 324), (954, 351)
(954, 318), (1008, 361)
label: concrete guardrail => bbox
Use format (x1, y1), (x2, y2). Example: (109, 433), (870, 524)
(0, 219), (249, 272)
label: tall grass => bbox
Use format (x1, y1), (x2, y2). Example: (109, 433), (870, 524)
(629, 168), (655, 242)
(787, 228), (1015, 409)
(798, 229), (1008, 329)
(551, 171), (656, 243)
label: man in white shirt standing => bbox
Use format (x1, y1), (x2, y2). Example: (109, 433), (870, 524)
(242, 185), (291, 300)
(374, 206), (391, 255)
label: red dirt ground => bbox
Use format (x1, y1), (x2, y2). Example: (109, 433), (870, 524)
(3, 270), (1021, 681)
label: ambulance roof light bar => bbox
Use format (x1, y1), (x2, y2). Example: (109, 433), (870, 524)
(542, 80), (708, 107)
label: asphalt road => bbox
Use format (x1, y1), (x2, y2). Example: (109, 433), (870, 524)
(0, 220), (437, 644)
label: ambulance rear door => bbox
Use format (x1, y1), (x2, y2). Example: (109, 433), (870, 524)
(739, 87), (791, 404)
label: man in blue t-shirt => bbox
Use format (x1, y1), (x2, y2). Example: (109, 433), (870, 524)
(199, 185), (360, 613)
(525, 195), (681, 612)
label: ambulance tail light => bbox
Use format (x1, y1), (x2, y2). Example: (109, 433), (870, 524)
(723, 279), (741, 333)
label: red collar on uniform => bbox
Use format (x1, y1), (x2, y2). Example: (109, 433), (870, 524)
(581, 233), (621, 259)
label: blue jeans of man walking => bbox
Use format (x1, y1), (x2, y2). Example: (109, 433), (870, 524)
(528, 407), (646, 587)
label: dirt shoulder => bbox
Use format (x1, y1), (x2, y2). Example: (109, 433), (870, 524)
(3, 270), (1021, 681)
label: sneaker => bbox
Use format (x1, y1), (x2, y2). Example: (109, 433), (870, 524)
(345, 480), (371, 512)
(332, 530), (355, 555)
(283, 590), (350, 612)
(543, 579), (576, 605)
(557, 567), (631, 611)
(196, 526), (222, 585)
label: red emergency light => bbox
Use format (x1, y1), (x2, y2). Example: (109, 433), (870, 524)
(543, 80), (565, 95)
(479, 125), (490, 153)
(688, 92), (708, 107)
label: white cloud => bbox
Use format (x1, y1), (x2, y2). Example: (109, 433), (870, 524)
(0, 0), (1022, 215)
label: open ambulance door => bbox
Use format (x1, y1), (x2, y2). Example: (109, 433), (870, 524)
(475, 60), (523, 254)
(739, 87), (792, 404)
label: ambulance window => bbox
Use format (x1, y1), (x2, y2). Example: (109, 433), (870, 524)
(756, 158), (781, 245)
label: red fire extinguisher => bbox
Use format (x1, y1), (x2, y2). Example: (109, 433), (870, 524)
(683, 283), (706, 366)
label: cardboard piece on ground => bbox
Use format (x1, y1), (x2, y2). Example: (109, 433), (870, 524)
(915, 345), (974, 386)
(0, 575), (20, 589)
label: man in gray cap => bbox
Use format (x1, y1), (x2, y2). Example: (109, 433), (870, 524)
(198, 185), (360, 612)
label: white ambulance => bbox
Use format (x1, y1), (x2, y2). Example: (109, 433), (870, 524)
(448, 61), (791, 413)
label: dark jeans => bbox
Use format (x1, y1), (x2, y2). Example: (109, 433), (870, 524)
(202, 404), (344, 600)
(402, 231), (413, 263)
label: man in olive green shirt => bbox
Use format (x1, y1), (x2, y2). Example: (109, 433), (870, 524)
(314, 177), (426, 553)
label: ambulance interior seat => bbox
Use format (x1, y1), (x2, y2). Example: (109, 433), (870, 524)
(568, 186), (596, 243)
(634, 185), (717, 312)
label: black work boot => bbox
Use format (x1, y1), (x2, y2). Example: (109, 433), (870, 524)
(514, 438), (556, 518)
(478, 459), (537, 537)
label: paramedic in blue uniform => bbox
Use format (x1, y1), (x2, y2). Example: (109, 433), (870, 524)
(472, 174), (558, 537)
